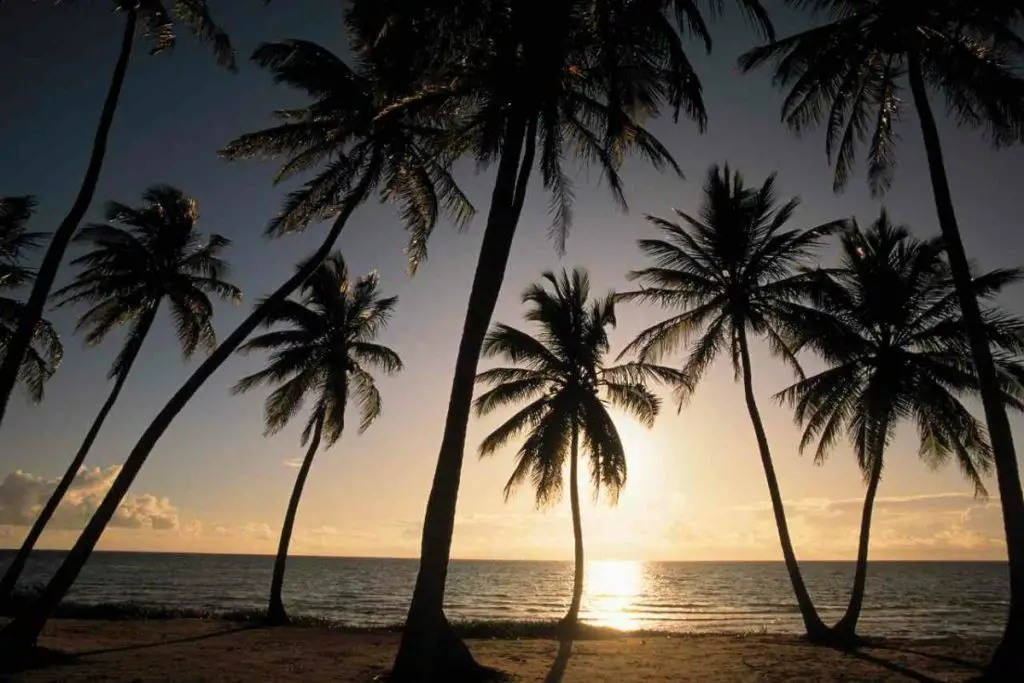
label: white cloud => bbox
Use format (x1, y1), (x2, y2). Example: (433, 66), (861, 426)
(282, 458), (303, 469)
(0, 466), (179, 532)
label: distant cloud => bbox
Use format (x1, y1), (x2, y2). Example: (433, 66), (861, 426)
(0, 466), (179, 532)
(282, 458), (303, 469)
(666, 491), (1006, 560)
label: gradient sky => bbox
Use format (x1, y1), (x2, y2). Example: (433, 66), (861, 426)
(1, 1), (1023, 562)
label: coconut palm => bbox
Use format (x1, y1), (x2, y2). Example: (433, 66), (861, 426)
(0, 40), (469, 655)
(346, 1), (774, 674)
(0, 185), (240, 605)
(0, 196), (62, 405)
(776, 212), (1024, 639)
(233, 253), (402, 624)
(0, 1), (238, 428)
(475, 268), (678, 634)
(617, 164), (849, 641)
(739, 2), (1024, 669)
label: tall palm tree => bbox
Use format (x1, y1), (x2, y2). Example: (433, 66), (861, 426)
(475, 268), (676, 635)
(0, 185), (240, 605)
(0, 197), (62, 405)
(617, 164), (849, 641)
(233, 253), (402, 625)
(345, 1), (775, 674)
(776, 212), (1024, 639)
(739, 2), (1024, 670)
(0, 40), (469, 655)
(0, 1), (238, 428)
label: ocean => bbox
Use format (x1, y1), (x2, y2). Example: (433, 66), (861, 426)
(0, 551), (1009, 638)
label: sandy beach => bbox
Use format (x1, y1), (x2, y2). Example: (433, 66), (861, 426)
(2, 618), (995, 682)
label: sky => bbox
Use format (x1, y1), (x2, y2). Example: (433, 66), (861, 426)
(1, 1), (1023, 563)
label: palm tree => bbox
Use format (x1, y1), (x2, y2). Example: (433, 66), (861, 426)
(617, 164), (849, 641)
(0, 40), (469, 655)
(474, 268), (677, 635)
(776, 212), (1024, 640)
(233, 253), (402, 624)
(0, 1), (238, 428)
(345, 1), (776, 674)
(739, 2), (1024, 670)
(0, 185), (240, 605)
(0, 196), (62, 405)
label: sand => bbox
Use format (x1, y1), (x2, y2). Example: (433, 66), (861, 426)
(3, 619), (994, 682)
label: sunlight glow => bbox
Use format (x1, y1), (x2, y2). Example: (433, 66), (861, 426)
(584, 559), (644, 631)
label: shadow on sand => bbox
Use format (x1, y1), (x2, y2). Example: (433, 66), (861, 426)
(75, 623), (263, 658)
(543, 638), (575, 683)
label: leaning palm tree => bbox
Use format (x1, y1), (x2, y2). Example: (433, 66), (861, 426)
(475, 268), (676, 634)
(0, 1), (238, 428)
(0, 196), (62, 406)
(0, 185), (240, 604)
(777, 212), (1024, 640)
(345, 1), (774, 673)
(739, 2), (1024, 670)
(0, 40), (469, 655)
(234, 253), (402, 624)
(617, 164), (849, 641)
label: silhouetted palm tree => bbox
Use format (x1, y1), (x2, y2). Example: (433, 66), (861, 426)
(0, 40), (468, 655)
(0, 185), (240, 604)
(0, 197), (62, 405)
(739, 3), (1024, 669)
(234, 253), (402, 624)
(345, 1), (776, 674)
(777, 212), (1024, 639)
(475, 268), (677, 635)
(618, 164), (849, 641)
(0, 1), (237, 428)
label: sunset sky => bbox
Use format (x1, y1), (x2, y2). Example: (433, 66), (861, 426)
(2, 1), (1023, 563)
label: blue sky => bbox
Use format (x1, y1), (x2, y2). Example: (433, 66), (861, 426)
(1, 1), (1023, 561)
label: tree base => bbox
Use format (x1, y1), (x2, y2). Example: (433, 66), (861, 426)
(388, 613), (507, 682)
(265, 605), (289, 627)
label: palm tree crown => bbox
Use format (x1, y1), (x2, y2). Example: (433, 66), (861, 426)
(475, 268), (677, 505)
(778, 211), (1024, 493)
(219, 39), (473, 272)
(739, 0), (1024, 195)
(0, 197), (45, 289)
(113, 0), (237, 70)
(233, 253), (403, 445)
(52, 185), (241, 379)
(0, 197), (61, 401)
(619, 164), (846, 390)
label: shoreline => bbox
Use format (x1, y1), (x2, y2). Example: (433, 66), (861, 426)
(2, 617), (996, 682)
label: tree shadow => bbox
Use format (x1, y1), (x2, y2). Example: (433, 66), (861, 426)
(842, 648), (944, 683)
(867, 643), (986, 673)
(74, 623), (263, 658)
(543, 639), (574, 683)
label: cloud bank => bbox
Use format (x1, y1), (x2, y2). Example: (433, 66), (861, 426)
(0, 466), (179, 532)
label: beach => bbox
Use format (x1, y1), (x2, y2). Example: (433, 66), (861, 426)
(5, 618), (994, 682)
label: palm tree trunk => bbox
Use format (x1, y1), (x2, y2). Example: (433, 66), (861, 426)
(563, 420), (584, 633)
(908, 55), (1024, 678)
(737, 327), (829, 640)
(0, 307), (156, 606)
(391, 113), (538, 682)
(0, 10), (137, 429)
(267, 412), (325, 625)
(0, 188), (366, 658)
(833, 419), (888, 640)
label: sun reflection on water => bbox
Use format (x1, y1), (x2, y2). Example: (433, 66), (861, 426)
(583, 560), (644, 631)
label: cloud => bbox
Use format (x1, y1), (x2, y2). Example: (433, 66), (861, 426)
(664, 492), (1006, 560)
(0, 466), (179, 532)
(282, 459), (303, 469)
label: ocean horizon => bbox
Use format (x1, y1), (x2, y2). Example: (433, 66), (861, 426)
(1, 550), (1009, 639)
